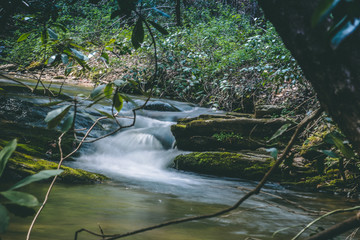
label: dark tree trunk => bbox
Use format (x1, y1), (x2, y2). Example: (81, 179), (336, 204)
(257, 0), (360, 153)
(176, 0), (182, 26)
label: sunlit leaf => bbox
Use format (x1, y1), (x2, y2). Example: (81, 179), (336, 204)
(0, 204), (9, 233)
(113, 92), (124, 112)
(104, 83), (113, 98)
(131, 18), (144, 49)
(266, 148), (278, 160)
(90, 84), (106, 99)
(17, 31), (33, 42)
(0, 191), (39, 207)
(148, 20), (169, 35)
(44, 105), (72, 129)
(47, 54), (57, 65)
(312, 0), (341, 27)
(330, 135), (355, 159)
(268, 123), (291, 142)
(61, 111), (75, 132)
(47, 28), (58, 40)
(70, 48), (89, 61)
(105, 38), (116, 46)
(9, 170), (64, 190)
(151, 7), (171, 18)
(0, 139), (17, 177)
(95, 109), (114, 119)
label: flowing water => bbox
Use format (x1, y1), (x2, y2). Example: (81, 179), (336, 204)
(1, 79), (358, 240)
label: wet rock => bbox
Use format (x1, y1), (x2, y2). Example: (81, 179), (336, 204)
(173, 151), (280, 180)
(144, 101), (180, 112)
(171, 114), (292, 151)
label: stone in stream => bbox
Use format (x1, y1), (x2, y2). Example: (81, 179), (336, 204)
(144, 101), (180, 112)
(171, 114), (293, 151)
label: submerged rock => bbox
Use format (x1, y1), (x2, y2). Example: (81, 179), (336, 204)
(171, 114), (292, 151)
(173, 151), (280, 181)
(144, 101), (180, 112)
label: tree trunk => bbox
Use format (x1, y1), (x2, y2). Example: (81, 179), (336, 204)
(257, 0), (360, 153)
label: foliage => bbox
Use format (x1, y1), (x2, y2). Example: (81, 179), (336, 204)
(0, 140), (63, 233)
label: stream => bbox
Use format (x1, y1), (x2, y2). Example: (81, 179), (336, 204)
(1, 79), (358, 240)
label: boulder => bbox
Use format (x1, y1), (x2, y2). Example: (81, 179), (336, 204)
(173, 151), (280, 180)
(144, 101), (180, 112)
(171, 114), (292, 151)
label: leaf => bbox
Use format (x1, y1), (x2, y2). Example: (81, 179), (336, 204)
(114, 79), (126, 87)
(87, 95), (106, 108)
(131, 18), (144, 49)
(331, 18), (360, 49)
(151, 7), (171, 18)
(113, 92), (124, 112)
(100, 52), (109, 63)
(95, 109), (114, 119)
(0, 139), (17, 177)
(330, 135), (355, 159)
(17, 31), (33, 42)
(266, 148), (278, 160)
(312, 0), (342, 27)
(268, 123), (291, 142)
(44, 105), (72, 129)
(0, 204), (9, 233)
(0, 191), (39, 207)
(61, 111), (75, 132)
(90, 84), (106, 99)
(5, 204), (35, 217)
(70, 48), (88, 61)
(51, 23), (67, 32)
(104, 83), (113, 98)
(47, 28), (58, 40)
(65, 62), (74, 76)
(321, 150), (339, 158)
(105, 38), (116, 46)
(10, 170), (64, 190)
(148, 20), (169, 35)
(37, 100), (64, 107)
(61, 54), (69, 64)
(47, 54), (57, 65)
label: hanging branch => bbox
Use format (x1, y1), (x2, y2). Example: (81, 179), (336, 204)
(74, 108), (323, 240)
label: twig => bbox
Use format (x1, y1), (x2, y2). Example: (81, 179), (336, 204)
(74, 108), (323, 240)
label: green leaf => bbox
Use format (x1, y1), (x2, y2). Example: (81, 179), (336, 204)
(17, 31), (33, 42)
(268, 123), (291, 142)
(312, 0), (341, 27)
(114, 79), (126, 87)
(95, 109), (114, 119)
(266, 148), (278, 160)
(47, 54), (57, 65)
(44, 105), (72, 129)
(5, 204), (36, 217)
(131, 18), (144, 49)
(331, 18), (360, 49)
(61, 111), (75, 132)
(321, 150), (339, 158)
(331, 135), (355, 159)
(0, 191), (39, 207)
(71, 48), (88, 61)
(105, 38), (116, 46)
(61, 54), (69, 64)
(90, 84), (106, 99)
(100, 52), (109, 63)
(148, 20), (169, 35)
(113, 92), (124, 112)
(87, 95), (106, 108)
(0, 204), (9, 233)
(9, 170), (64, 190)
(105, 46), (113, 51)
(47, 28), (58, 40)
(65, 62), (74, 76)
(0, 139), (17, 177)
(104, 83), (113, 98)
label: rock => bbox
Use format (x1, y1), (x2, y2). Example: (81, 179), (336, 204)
(171, 115), (292, 151)
(1, 150), (108, 183)
(144, 101), (180, 112)
(254, 105), (284, 118)
(173, 151), (280, 180)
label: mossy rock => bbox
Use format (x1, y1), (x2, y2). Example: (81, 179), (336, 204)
(171, 115), (292, 151)
(173, 151), (279, 181)
(1, 150), (108, 184)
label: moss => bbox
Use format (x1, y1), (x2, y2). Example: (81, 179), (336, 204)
(1, 149), (108, 184)
(174, 152), (278, 181)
